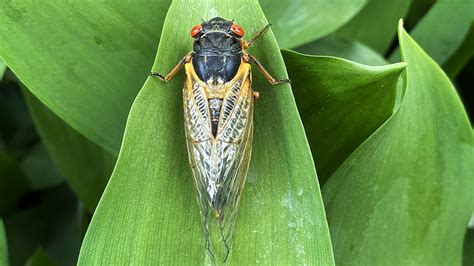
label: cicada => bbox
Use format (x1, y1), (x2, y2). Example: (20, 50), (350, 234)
(151, 17), (289, 261)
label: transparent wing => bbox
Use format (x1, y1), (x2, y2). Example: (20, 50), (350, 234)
(183, 62), (254, 261)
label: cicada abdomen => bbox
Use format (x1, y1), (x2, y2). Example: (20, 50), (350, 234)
(150, 17), (289, 262)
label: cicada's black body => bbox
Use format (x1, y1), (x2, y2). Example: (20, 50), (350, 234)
(150, 17), (289, 262)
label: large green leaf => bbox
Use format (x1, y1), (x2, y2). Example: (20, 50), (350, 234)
(389, 0), (474, 65)
(260, 0), (367, 48)
(335, 0), (411, 53)
(283, 50), (405, 183)
(295, 35), (388, 66)
(323, 21), (474, 265)
(79, 0), (333, 264)
(0, 219), (7, 266)
(0, 1), (171, 154)
(23, 91), (114, 212)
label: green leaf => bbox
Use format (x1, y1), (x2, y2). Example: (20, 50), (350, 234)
(0, 1), (171, 154)
(0, 152), (29, 216)
(0, 81), (37, 158)
(464, 217), (474, 266)
(295, 35), (388, 66)
(283, 50), (405, 183)
(335, 0), (411, 53)
(389, 0), (474, 65)
(260, 0), (367, 48)
(25, 248), (57, 266)
(323, 21), (474, 265)
(4, 184), (81, 266)
(23, 91), (114, 212)
(79, 0), (333, 264)
(403, 0), (435, 29)
(0, 59), (6, 81)
(0, 219), (8, 266)
(443, 23), (474, 78)
(19, 143), (64, 190)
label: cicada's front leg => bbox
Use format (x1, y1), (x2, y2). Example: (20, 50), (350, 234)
(242, 23), (271, 49)
(242, 24), (290, 86)
(150, 52), (193, 82)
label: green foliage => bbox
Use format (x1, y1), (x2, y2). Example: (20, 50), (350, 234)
(465, 226), (474, 266)
(389, 0), (474, 68)
(0, 59), (6, 81)
(3, 185), (81, 266)
(78, 0), (333, 264)
(260, 0), (367, 48)
(0, 0), (170, 154)
(0, 153), (29, 216)
(0, 0), (472, 265)
(323, 21), (473, 265)
(23, 91), (114, 212)
(0, 220), (7, 266)
(296, 35), (388, 66)
(335, 0), (411, 53)
(283, 51), (406, 183)
(25, 248), (57, 266)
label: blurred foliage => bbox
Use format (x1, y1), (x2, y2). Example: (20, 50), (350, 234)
(0, 0), (472, 265)
(25, 248), (57, 266)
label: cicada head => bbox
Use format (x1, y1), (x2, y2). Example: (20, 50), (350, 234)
(190, 17), (245, 39)
(191, 17), (244, 58)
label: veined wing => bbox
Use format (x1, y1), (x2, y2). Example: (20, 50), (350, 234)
(183, 61), (254, 260)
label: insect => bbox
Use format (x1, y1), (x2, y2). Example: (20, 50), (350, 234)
(151, 17), (289, 261)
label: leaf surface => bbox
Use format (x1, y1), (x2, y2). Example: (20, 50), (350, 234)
(0, 1), (171, 154)
(335, 0), (411, 53)
(283, 50), (405, 183)
(296, 35), (387, 66)
(323, 21), (474, 265)
(260, 0), (367, 48)
(389, 0), (474, 65)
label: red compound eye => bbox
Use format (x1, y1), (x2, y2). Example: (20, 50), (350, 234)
(230, 24), (244, 37)
(191, 24), (202, 37)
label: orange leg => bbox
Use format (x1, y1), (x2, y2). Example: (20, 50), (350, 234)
(244, 55), (290, 85)
(150, 52), (193, 82)
(243, 23), (271, 49)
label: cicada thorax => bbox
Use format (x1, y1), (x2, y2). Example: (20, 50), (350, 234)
(183, 36), (254, 260)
